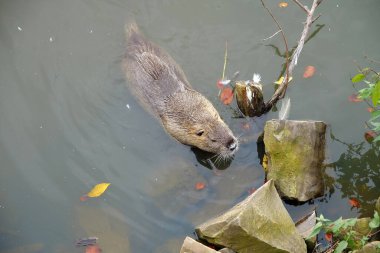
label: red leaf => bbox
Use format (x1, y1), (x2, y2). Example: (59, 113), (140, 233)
(80, 195), (89, 202)
(220, 87), (234, 105)
(325, 232), (333, 242)
(348, 94), (362, 103)
(85, 245), (102, 253)
(303, 66), (316, 78)
(367, 107), (374, 113)
(364, 131), (377, 143)
(349, 198), (360, 208)
(216, 80), (224, 89)
(195, 182), (206, 191)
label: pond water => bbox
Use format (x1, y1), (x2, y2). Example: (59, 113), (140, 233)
(1, 0), (380, 252)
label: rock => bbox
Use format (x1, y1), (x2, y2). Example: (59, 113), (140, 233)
(195, 180), (307, 253)
(352, 241), (380, 253)
(218, 248), (236, 253)
(264, 120), (326, 201)
(376, 197), (380, 214)
(180, 237), (218, 253)
(295, 210), (317, 250)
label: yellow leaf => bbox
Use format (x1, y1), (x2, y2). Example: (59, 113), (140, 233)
(87, 183), (111, 198)
(274, 76), (293, 85)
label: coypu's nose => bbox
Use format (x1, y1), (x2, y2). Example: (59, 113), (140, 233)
(227, 138), (238, 152)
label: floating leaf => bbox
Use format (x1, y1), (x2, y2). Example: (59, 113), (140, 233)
(278, 2), (288, 7)
(351, 73), (365, 83)
(241, 122), (251, 130)
(85, 245), (102, 253)
(367, 107), (374, 113)
(325, 232), (333, 242)
(348, 94), (362, 103)
(274, 76), (293, 85)
(303, 65), (316, 78)
(195, 182), (206, 190)
(364, 131), (377, 143)
(86, 183), (111, 198)
(349, 198), (360, 208)
(220, 87), (234, 105)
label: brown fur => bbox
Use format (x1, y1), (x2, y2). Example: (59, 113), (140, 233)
(122, 23), (238, 157)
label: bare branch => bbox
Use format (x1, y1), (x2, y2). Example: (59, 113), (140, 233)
(292, 0), (309, 14)
(263, 0), (321, 113)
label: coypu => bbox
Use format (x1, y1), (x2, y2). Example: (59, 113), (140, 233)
(122, 23), (238, 158)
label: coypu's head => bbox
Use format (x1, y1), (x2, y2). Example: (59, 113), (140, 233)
(161, 90), (238, 158)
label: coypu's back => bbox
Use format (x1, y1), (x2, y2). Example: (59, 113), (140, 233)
(123, 23), (192, 117)
(122, 23), (238, 157)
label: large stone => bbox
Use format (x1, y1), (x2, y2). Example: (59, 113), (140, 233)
(195, 180), (307, 253)
(180, 237), (218, 253)
(264, 120), (326, 201)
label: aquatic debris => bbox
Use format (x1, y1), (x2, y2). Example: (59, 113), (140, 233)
(235, 80), (265, 117)
(303, 65), (316, 78)
(274, 76), (293, 85)
(76, 237), (98, 247)
(278, 96), (291, 120)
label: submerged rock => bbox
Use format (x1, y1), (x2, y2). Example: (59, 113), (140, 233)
(263, 120), (326, 201)
(180, 237), (218, 253)
(195, 180), (306, 253)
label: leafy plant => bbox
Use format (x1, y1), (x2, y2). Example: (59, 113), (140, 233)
(352, 68), (380, 143)
(307, 211), (380, 252)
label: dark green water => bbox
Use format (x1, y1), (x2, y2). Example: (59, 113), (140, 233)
(0, 0), (379, 252)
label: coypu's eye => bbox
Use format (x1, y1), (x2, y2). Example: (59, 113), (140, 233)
(196, 130), (204, 136)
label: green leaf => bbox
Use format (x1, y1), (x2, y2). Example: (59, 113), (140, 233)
(342, 218), (357, 229)
(372, 81), (380, 107)
(352, 73), (365, 83)
(332, 217), (344, 233)
(307, 222), (323, 239)
(373, 135), (380, 142)
(377, 243), (380, 249)
(369, 211), (380, 228)
(370, 110), (380, 121)
(334, 240), (348, 253)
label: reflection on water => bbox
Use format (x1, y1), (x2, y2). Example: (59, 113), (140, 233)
(0, 0), (380, 252)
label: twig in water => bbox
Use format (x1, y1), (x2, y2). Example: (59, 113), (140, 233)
(292, 0), (309, 13)
(222, 41), (228, 80)
(262, 30), (282, 41)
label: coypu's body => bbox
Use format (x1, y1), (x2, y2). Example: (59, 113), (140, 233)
(123, 24), (238, 157)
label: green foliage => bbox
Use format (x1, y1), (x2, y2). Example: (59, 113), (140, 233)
(308, 211), (380, 252)
(352, 68), (380, 143)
